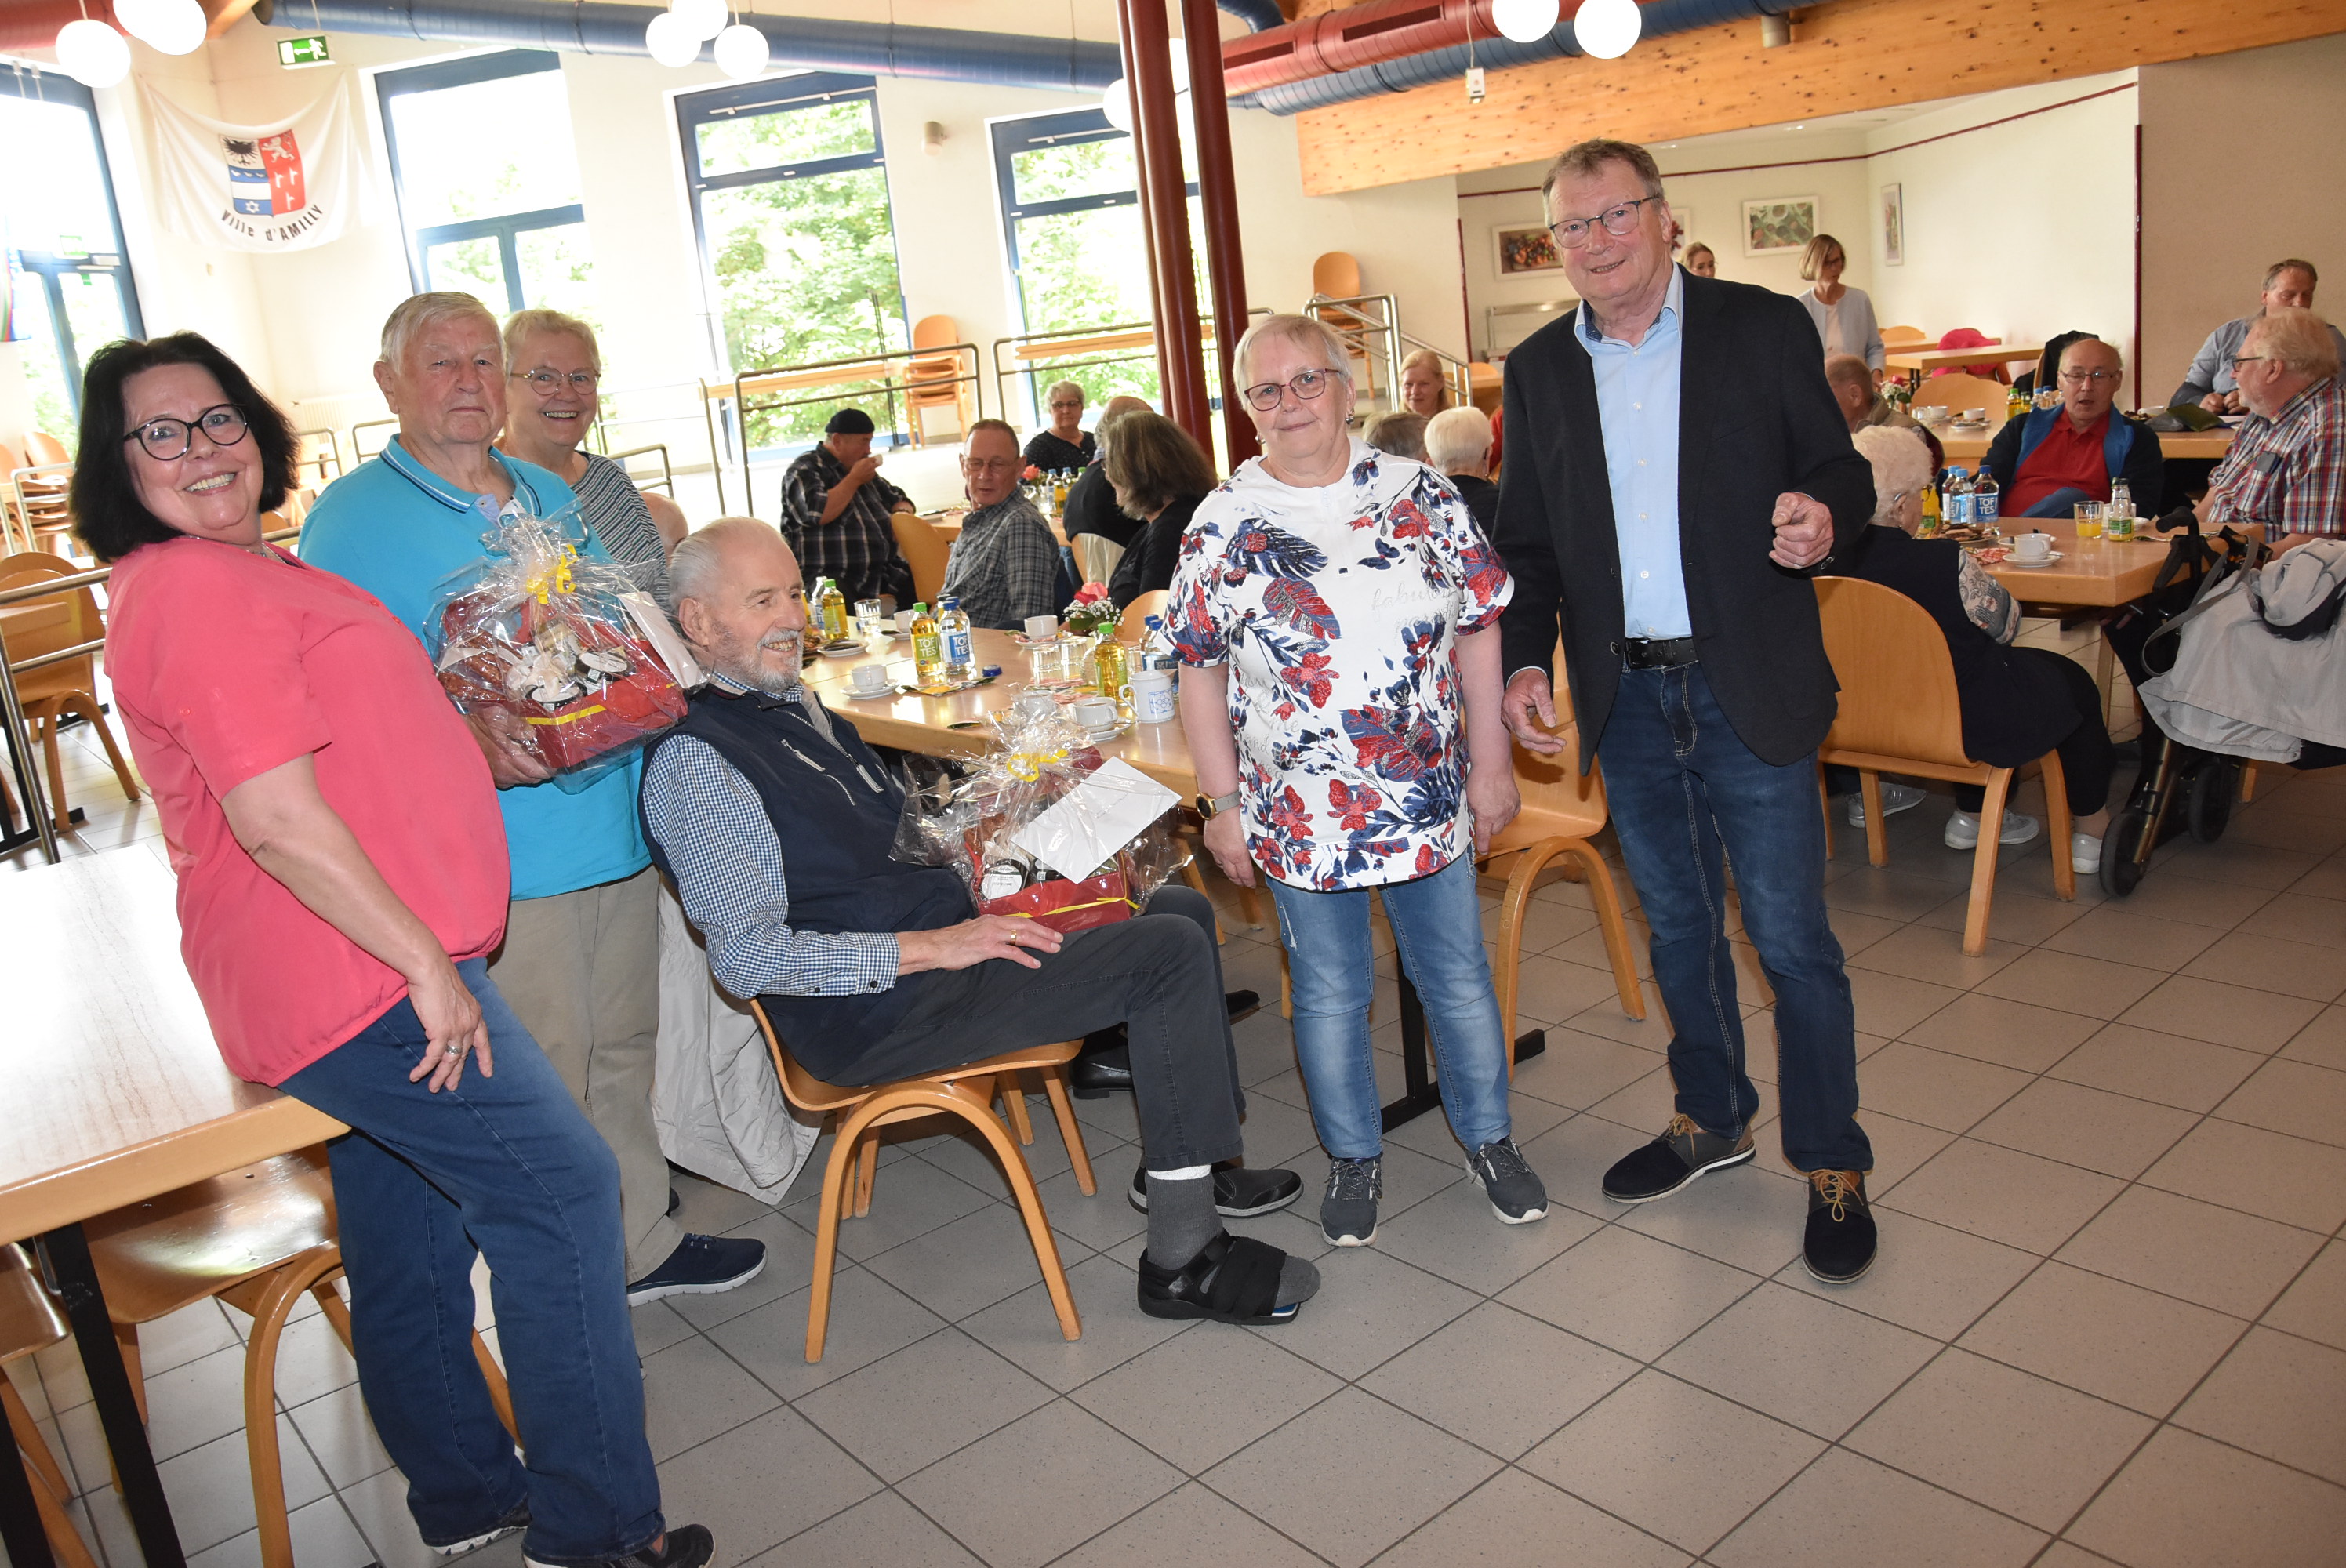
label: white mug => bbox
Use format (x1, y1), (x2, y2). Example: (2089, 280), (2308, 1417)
(1070, 695), (1117, 732)
(849, 662), (889, 695)
(1023, 614), (1059, 641)
(893, 609), (918, 635)
(1963, 407), (1988, 423)
(1130, 670), (1176, 724)
(2014, 532), (2053, 561)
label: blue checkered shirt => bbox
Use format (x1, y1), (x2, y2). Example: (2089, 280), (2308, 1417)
(640, 680), (902, 1000)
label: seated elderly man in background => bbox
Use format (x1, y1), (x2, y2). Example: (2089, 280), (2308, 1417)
(1827, 354), (1915, 437)
(1024, 379), (1095, 472)
(1364, 410), (1429, 463)
(940, 418), (1064, 628)
(2198, 308), (2344, 553)
(303, 292), (764, 1305)
(2173, 260), (2346, 413)
(644, 517), (1317, 1323)
(779, 408), (917, 610)
(1982, 336), (2166, 518)
(1426, 405), (1499, 528)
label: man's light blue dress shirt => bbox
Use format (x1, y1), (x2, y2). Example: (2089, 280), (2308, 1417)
(1578, 267), (1690, 640)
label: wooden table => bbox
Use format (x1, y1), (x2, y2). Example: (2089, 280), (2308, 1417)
(1981, 530), (2173, 608)
(1886, 343), (2044, 372)
(802, 629), (1536, 1129)
(0, 851), (345, 1568)
(1936, 426), (2236, 463)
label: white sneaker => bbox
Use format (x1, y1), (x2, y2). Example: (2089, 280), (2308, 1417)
(1847, 780), (1927, 827)
(1945, 809), (2040, 848)
(2069, 832), (2104, 875)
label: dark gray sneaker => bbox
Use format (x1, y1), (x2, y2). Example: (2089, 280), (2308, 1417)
(1466, 1138), (1549, 1224)
(1601, 1114), (1756, 1203)
(1320, 1156), (1382, 1247)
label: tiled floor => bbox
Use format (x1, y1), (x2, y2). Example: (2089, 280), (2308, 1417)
(9, 636), (2346, 1568)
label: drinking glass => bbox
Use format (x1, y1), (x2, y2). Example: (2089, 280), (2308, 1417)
(855, 598), (886, 639)
(2073, 502), (2104, 540)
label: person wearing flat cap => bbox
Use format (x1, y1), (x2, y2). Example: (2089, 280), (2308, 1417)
(778, 408), (917, 609)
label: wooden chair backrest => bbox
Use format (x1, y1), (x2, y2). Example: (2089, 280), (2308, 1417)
(0, 440), (24, 477)
(1914, 373), (2009, 419)
(1490, 643), (1606, 849)
(890, 510), (951, 606)
(1880, 325), (1928, 345)
(1312, 252), (1362, 299)
(912, 314), (959, 353)
(0, 1242), (70, 1361)
(0, 552), (101, 700)
(1116, 588), (1168, 643)
(23, 433), (68, 467)
(1813, 576), (1973, 769)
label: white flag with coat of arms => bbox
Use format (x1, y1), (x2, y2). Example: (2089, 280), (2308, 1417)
(140, 78), (377, 252)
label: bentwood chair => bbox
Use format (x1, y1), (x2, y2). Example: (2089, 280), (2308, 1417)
(1813, 576), (2075, 955)
(0, 551), (141, 833)
(1880, 325), (1929, 346)
(746, 1001), (1095, 1361)
(81, 1149), (516, 1568)
(905, 315), (971, 445)
(2, 1245), (103, 1568)
(891, 510), (952, 608)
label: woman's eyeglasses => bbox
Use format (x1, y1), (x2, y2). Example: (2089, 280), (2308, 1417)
(511, 369), (600, 394)
(1242, 368), (1342, 412)
(124, 405), (249, 460)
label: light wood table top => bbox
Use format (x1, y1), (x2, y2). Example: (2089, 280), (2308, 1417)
(1887, 344), (2044, 372)
(1935, 426), (2236, 463)
(804, 628), (1200, 796)
(0, 850), (345, 1247)
(1981, 530), (2173, 608)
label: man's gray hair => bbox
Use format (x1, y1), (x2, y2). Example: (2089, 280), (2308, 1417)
(2250, 308), (2342, 382)
(2266, 257), (2318, 292)
(1232, 314), (1353, 391)
(1854, 426), (1934, 527)
(1539, 138), (1665, 215)
(1424, 406), (1491, 473)
(1364, 411), (1428, 463)
(1823, 354), (1873, 392)
(380, 291), (499, 368)
(665, 516), (775, 614)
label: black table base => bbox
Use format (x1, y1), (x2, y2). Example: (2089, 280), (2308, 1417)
(1378, 971), (1546, 1134)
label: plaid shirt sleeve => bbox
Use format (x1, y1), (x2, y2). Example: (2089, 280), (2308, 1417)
(779, 454), (826, 550)
(2209, 383), (2346, 539)
(641, 735), (901, 1000)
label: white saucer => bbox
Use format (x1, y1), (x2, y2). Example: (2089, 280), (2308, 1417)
(842, 683), (895, 699)
(2006, 551), (2065, 567)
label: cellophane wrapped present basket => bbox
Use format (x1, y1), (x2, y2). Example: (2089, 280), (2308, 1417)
(892, 701), (1188, 932)
(427, 503), (702, 790)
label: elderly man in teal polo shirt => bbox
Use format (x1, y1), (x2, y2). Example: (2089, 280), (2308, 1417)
(303, 292), (763, 1306)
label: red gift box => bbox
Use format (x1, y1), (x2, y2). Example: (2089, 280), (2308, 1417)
(979, 866), (1134, 933)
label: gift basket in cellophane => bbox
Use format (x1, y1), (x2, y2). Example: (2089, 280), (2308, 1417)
(427, 503), (702, 790)
(893, 699), (1189, 933)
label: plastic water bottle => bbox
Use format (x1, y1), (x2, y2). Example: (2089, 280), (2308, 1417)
(1943, 467), (1974, 528)
(1138, 614), (1177, 673)
(936, 595), (975, 682)
(910, 603), (945, 688)
(1972, 467), (2001, 528)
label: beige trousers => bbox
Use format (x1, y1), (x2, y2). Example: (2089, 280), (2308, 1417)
(489, 866), (681, 1280)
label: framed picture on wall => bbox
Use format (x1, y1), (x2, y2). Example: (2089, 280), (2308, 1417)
(1879, 183), (1905, 266)
(1741, 197), (1817, 256)
(1671, 206), (1694, 254)
(1494, 224), (1563, 276)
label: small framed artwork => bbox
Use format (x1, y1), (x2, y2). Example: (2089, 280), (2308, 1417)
(1879, 183), (1905, 266)
(1494, 223), (1563, 276)
(1671, 206), (1695, 252)
(1741, 197), (1817, 257)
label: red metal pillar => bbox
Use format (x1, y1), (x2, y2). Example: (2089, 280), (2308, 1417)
(1181, 0), (1258, 465)
(1116, 0), (1213, 445)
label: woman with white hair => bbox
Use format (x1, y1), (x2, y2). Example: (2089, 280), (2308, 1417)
(1167, 314), (1547, 1247)
(1834, 426), (2112, 870)
(1024, 379), (1095, 471)
(1425, 405), (1498, 528)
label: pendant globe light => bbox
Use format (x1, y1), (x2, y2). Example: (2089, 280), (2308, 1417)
(133, 0), (208, 55)
(671, 0), (728, 42)
(1100, 76), (1133, 132)
(712, 6), (768, 80)
(1571, 0), (1643, 60)
(644, 9), (699, 67)
(55, 15), (132, 89)
(1490, 0), (1561, 44)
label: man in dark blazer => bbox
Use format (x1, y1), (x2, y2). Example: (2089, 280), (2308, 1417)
(1491, 139), (1880, 1283)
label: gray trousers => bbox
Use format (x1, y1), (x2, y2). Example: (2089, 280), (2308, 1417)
(490, 866), (684, 1279)
(859, 887), (1246, 1171)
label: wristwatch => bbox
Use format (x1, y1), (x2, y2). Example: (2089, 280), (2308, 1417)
(1194, 790), (1240, 819)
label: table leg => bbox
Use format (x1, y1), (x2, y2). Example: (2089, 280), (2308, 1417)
(38, 1225), (185, 1568)
(0, 1417), (59, 1568)
(1378, 972), (1548, 1134)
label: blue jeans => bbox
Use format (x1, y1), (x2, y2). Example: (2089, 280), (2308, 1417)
(1597, 665), (1872, 1172)
(1269, 853), (1512, 1160)
(281, 959), (663, 1567)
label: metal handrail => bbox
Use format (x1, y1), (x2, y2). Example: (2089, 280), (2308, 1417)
(724, 343), (985, 515)
(1, 527), (300, 865)
(1305, 292), (1404, 412)
(988, 315), (1269, 426)
(291, 427), (346, 485)
(605, 442), (676, 499)
(350, 418), (398, 463)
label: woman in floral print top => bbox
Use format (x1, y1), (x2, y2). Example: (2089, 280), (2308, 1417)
(1170, 316), (1551, 1243)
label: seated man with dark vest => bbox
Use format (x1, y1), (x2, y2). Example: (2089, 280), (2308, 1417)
(1981, 336), (2166, 519)
(640, 517), (1318, 1327)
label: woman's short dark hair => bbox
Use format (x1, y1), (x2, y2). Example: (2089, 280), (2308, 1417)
(71, 332), (299, 563)
(1102, 411), (1215, 518)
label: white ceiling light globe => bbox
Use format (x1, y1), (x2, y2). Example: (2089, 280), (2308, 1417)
(55, 19), (131, 89)
(1572, 0), (1642, 60)
(1100, 77), (1133, 132)
(140, 0), (209, 56)
(645, 10), (699, 67)
(112, 0), (165, 41)
(1491, 0), (1561, 44)
(671, 0), (728, 43)
(713, 21), (768, 80)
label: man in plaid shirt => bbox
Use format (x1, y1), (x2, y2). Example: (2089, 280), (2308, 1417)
(2202, 309), (2344, 553)
(778, 408), (917, 607)
(940, 419), (1066, 629)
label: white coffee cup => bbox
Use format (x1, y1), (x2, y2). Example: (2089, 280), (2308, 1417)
(849, 662), (888, 695)
(893, 609), (917, 635)
(1024, 614), (1059, 641)
(1071, 695), (1117, 732)
(1130, 669), (1176, 724)
(1963, 407), (1988, 424)
(2014, 532), (2053, 561)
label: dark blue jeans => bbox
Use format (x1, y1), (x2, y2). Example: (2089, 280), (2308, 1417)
(281, 959), (663, 1567)
(1597, 665), (1872, 1172)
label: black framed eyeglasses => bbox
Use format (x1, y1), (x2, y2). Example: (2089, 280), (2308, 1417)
(1242, 368), (1343, 412)
(511, 369), (600, 394)
(2229, 354), (2268, 372)
(124, 404), (249, 460)
(1546, 194), (1662, 249)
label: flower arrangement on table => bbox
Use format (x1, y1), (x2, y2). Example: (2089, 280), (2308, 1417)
(1062, 580), (1117, 638)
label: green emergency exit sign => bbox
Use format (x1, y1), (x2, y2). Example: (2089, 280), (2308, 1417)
(278, 35), (331, 67)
